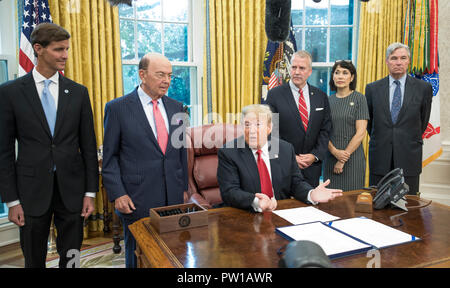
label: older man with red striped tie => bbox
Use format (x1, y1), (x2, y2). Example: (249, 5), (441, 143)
(265, 51), (333, 189)
(217, 104), (342, 212)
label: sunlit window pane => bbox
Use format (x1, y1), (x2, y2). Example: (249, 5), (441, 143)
(168, 66), (195, 107)
(164, 23), (188, 61)
(331, 0), (353, 25)
(330, 27), (353, 62)
(136, 0), (161, 21)
(122, 65), (139, 95)
(164, 0), (188, 22)
(310, 67), (330, 96)
(291, 0), (304, 25)
(118, 3), (134, 18)
(305, 28), (327, 62)
(305, 0), (328, 26)
(137, 22), (162, 59)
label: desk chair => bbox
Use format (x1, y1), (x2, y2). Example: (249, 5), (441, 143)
(186, 124), (244, 209)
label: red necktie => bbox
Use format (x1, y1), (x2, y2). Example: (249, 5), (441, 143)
(298, 89), (309, 131)
(256, 150), (273, 198)
(152, 99), (168, 154)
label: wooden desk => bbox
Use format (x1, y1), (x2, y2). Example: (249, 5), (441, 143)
(128, 191), (450, 268)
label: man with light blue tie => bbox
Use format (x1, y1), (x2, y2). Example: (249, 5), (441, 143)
(102, 53), (188, 268)
(0, 23), (99, 267)
(365, 43), (432, 195)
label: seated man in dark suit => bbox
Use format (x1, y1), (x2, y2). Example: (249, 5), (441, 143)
(217, 104), (342, 212)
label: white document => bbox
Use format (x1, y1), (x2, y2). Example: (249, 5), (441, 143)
(277, 222), (372, 257)
(273, 206), (340, 225)
(329, 217), (419, 249)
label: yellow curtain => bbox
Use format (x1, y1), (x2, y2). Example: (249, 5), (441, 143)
(48, 0), (123, 238)
(356, 0), (407, 186)
(203, 0), (267, 124)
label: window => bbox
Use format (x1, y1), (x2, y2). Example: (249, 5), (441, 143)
(292, 0), (357, 95)
(0, 59), (9, 219)
(0, 199), (7, 219)
(119, 0), (203, 125)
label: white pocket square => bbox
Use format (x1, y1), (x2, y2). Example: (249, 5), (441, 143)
(315, 107), (324, 111)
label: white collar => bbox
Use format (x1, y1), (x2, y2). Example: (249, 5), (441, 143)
(289, 80), (308, 94)
(32, 68), (59, 84)
(389, 74), (407, 86)
(137, 85), (163, 105)
(251, 141), (270, 157)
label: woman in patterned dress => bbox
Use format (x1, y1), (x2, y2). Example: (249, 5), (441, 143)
(323, 61), (369, 191)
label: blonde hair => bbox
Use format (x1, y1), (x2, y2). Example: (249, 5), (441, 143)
(241, 104), (272, 124)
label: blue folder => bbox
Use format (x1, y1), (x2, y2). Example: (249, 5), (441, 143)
(276, 217), (421, 260)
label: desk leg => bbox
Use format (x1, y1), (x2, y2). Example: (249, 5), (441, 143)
(112, 210), (122, 254)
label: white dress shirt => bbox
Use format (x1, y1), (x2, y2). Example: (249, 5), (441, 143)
(7, 69), (95, 209)
(33, 68), (60, 107)
(289, 80), (311, 116)
(250, 142), (317, 212)
(289, 80), (319, 162)
(389, 74), (407, 111)
(137, 86), (170, 139)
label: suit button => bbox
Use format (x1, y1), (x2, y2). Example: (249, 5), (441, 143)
(51, 144), (56, 148)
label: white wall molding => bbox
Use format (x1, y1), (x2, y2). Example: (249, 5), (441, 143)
(0, 222), (19, 247)
(420, 141), (450, 206)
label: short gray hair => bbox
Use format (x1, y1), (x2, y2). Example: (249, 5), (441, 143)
(241, 104), (273, 125)
(291, 50), (313, 68)
(386, 43), (411, 60)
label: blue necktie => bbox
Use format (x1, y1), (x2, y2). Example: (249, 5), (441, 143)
(41, 79), (57, 136)
(391, 80), (402, 124)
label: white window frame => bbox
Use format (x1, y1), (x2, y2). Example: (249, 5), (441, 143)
(119, 0), (203, 126)
(292, 0), (359, 95)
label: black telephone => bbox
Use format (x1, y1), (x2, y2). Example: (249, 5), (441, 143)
(373, 168), (409, 211)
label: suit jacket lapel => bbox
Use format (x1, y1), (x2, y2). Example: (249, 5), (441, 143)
(21, 73), (52, 138)
(128, 89), (160, 150)
(307, 83), (318, 135)
(380, 77), (392, 125)
(282, 84), (306, 133)
(239, 143), (261, 195)
(53, 74), (70, 138)
(162, 96), (179, 155)
(269, 154), (281, 199)
(397, 75), (415, 122)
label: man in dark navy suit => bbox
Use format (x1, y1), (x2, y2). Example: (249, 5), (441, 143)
(0, 23), (98, 268)
(217, 104), (342, 212)
(102, 53), (188, 268)
(265, 51), (332, 188)
(365, 43), (432, 195)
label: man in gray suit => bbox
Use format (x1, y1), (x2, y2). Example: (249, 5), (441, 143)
(365, 43), (432, 195)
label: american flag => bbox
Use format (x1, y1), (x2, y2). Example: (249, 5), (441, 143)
(19, 0), (53, 76)
(261, 21), (297, 103)
(268, 68), (282, 90)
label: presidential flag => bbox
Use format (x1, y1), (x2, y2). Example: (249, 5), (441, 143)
(19, 0), (53, 76)
(404, 0), (441, 166)
(261, 22), (297, 103)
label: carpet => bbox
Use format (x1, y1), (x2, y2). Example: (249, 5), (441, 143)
(46, 241), (125, 268)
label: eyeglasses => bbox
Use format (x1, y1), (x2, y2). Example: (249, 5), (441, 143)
(141, 69), (173, 80)
(154, 72), (173, 80)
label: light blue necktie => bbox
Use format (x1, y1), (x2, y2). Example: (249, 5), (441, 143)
(391, 80), (402, 124)
(41, 79), (57, 136)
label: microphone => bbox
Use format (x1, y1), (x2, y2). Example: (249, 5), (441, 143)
(265, 0), (292, 42)
(278, 240), (332, 268)
(106, 0), (132, 6)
